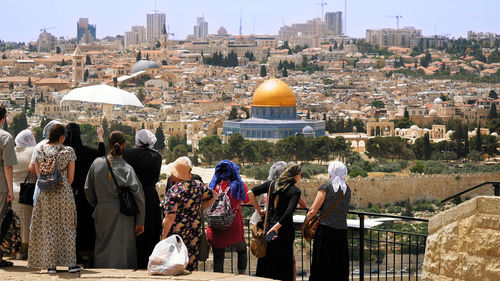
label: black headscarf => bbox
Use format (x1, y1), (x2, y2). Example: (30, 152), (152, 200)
(64, 123), (83, 148)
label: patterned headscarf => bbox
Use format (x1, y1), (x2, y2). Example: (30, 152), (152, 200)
(15, 129), (36, 147)
(275, 162), (302, 194)
(209, 160), (246, 201)
(268, 161), (287, 181)
(328, 161), (348, 194)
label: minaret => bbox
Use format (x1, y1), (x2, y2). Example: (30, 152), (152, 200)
(72, 46), (85, 87)
(161, 24), (168, 62)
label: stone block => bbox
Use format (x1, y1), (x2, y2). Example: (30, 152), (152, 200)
(439, 250), (462, 279)
(461, 254), (486, 281)
(475, 214), (500, 231)
(428, 211), (443, 235)
(422, 234), (441, 274)
(171, 271), (235, 280)
(441, 198), (477, 227)
(440, 222), (459, 251)
(477, 196), (500, 215)
(485, 257), (500, 281)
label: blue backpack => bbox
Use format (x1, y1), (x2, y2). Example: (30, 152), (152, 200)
(37, 146), (64, 192)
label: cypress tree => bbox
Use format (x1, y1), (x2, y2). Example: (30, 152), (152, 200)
(154, 124), (166, 151)
(260, 65), (267, 77)
(489, 102), (497, 119)
(475, 123), (482, 152)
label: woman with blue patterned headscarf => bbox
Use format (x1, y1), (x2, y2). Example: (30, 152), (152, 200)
(207, 160), (249, 274)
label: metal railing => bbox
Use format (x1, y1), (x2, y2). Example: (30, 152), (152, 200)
(441, 181), (500, 204)
(200, 206), (429, 281)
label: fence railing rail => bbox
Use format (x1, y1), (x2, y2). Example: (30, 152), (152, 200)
(201, 205), (429, 281)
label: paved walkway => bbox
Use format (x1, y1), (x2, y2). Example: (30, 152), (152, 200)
(0, 259), (270, 281)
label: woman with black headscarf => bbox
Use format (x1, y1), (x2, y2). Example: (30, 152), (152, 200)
(247, 162), (302, 281)
(63, 123), (105, 266)
(122, 129), (162, 269)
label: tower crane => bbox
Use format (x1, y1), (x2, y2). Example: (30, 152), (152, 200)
(40, 26), (56, 33)
(315, 0), (328, 21)
(385, 15), (402, 29)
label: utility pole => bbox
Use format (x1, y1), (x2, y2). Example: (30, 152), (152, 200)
(239, 7), (242, 36)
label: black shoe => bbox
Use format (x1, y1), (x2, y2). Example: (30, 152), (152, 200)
(48, 267), (56, 274)
(68, 265), (82, 273)
(0, 259), (13, 267)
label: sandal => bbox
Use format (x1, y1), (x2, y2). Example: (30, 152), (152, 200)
(0, 259), (13, 267)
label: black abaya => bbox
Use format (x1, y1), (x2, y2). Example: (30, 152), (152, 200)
(123, 147), (162, 269)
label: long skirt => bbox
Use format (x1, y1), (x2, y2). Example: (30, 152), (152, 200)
(309, 225), (349, 281)
(256, 227), (294, 281)
(28, 185), (77, 269)
(136, 187), (162, 269)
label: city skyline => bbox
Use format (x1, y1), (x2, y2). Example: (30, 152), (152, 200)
(0, 0), (499, 42)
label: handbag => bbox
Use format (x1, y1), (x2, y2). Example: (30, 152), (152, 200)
(198, 200), (210, 261)
(250, 181), (273, 258)
(18, 173), (35, 205)
(0, 203), (21, 255)
(303, 192), (343, 242)
(106, 157), (139, 216)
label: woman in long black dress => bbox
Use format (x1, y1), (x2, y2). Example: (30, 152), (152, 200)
(122, 129), (162, 269)
(63, 123), (105, 266)
(302, 161), (351, 281)
(247, 162), (302, 281)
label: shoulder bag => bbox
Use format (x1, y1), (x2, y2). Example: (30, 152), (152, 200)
(106, 157), (139, 216)
(250, 181), (273, 258)
(18, 173), (35, 205)
(303, 191), (343, 242)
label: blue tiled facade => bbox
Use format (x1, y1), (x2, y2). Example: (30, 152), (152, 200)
(223, 118), (326, 140)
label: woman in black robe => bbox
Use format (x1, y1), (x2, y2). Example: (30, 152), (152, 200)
(122, 129), (162, 269)
(63, 123), (106, 266)
(247, 162), (302, 281)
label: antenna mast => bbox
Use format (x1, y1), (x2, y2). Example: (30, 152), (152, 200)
(239, 8), (242, 36)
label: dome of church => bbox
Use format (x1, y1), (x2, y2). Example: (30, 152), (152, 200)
(252, 78), (296, 107)
(428, 109), (438, 116)
(302, 126), (314, 134)
(433, 97), (443, 104)
(131, 60), (160, 74)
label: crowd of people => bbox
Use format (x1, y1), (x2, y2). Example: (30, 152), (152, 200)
(0, 104), (352, 280)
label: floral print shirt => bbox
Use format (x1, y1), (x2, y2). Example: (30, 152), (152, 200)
(160, 179), (214, 271)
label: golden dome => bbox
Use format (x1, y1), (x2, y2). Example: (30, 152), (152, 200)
(252, 78), (296, 107)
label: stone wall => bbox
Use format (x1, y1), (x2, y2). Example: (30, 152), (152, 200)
(245, 172), (500, 208)
(421, 196), (500, 281)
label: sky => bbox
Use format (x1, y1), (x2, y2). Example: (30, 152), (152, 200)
(0, 0), (499, 42)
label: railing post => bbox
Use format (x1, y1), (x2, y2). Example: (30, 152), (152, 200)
(493, 183), (500, 197)
(359, 213), (365, 281)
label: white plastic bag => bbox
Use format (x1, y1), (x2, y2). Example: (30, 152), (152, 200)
(250, 194), (267, 226)
(148, 234), (189, 275)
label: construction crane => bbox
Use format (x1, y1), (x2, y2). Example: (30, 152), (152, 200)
(315, 0), (328, 22)
(40, 26), (56, 33)
(385, 15), (402, 29)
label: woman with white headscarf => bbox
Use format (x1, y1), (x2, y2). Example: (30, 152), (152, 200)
(12, 129), (37, 258)
(302, 161), (351, 281)
(122, 129), (162, 269)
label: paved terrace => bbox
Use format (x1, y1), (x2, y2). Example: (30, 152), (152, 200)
(0, 259), (270, 281)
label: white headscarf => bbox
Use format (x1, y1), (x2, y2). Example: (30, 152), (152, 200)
(15, 129), (36, 147)
(135, 129), (157, 149)
(328, 161), (348, 194)
(42, 120), (62, 139)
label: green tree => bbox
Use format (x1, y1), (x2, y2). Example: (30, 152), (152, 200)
(61, 59), (66, 66)
(56, 46), (61, 54)
(9, 82), (13, 90)
(487, 50), (500, 64)
(136, 51), (142, 62)
(404, 107), (409, 119)
(423, 133), (432, 160)
(375, 58), (386, 69)
(8, 112), (28, 137)
(282, 67), (288, 77)
(85, 54), (91, 65)
(241, 107), (250, 119)
(228, 133), (245, 161)
(154, 124), (166, 151)
(242, 141), (258, 164)
(228, 107), (238, 120)
(173, 144), (188, 159)
(475, 123), (482, 152)
(198, 136), (224, 164)
(260, 65), (267, 77)
(489, 102), (497, 119)
(84, 69), (89, 82)
(371, 100), (385, 108)
(31, 97), (35, 111)
(366, 137), (414, 160)
(102, 117), (109, 136)
(489, 90), (498, 99)
(24, 96), (28, 112)
(27, 77), (32, 88)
